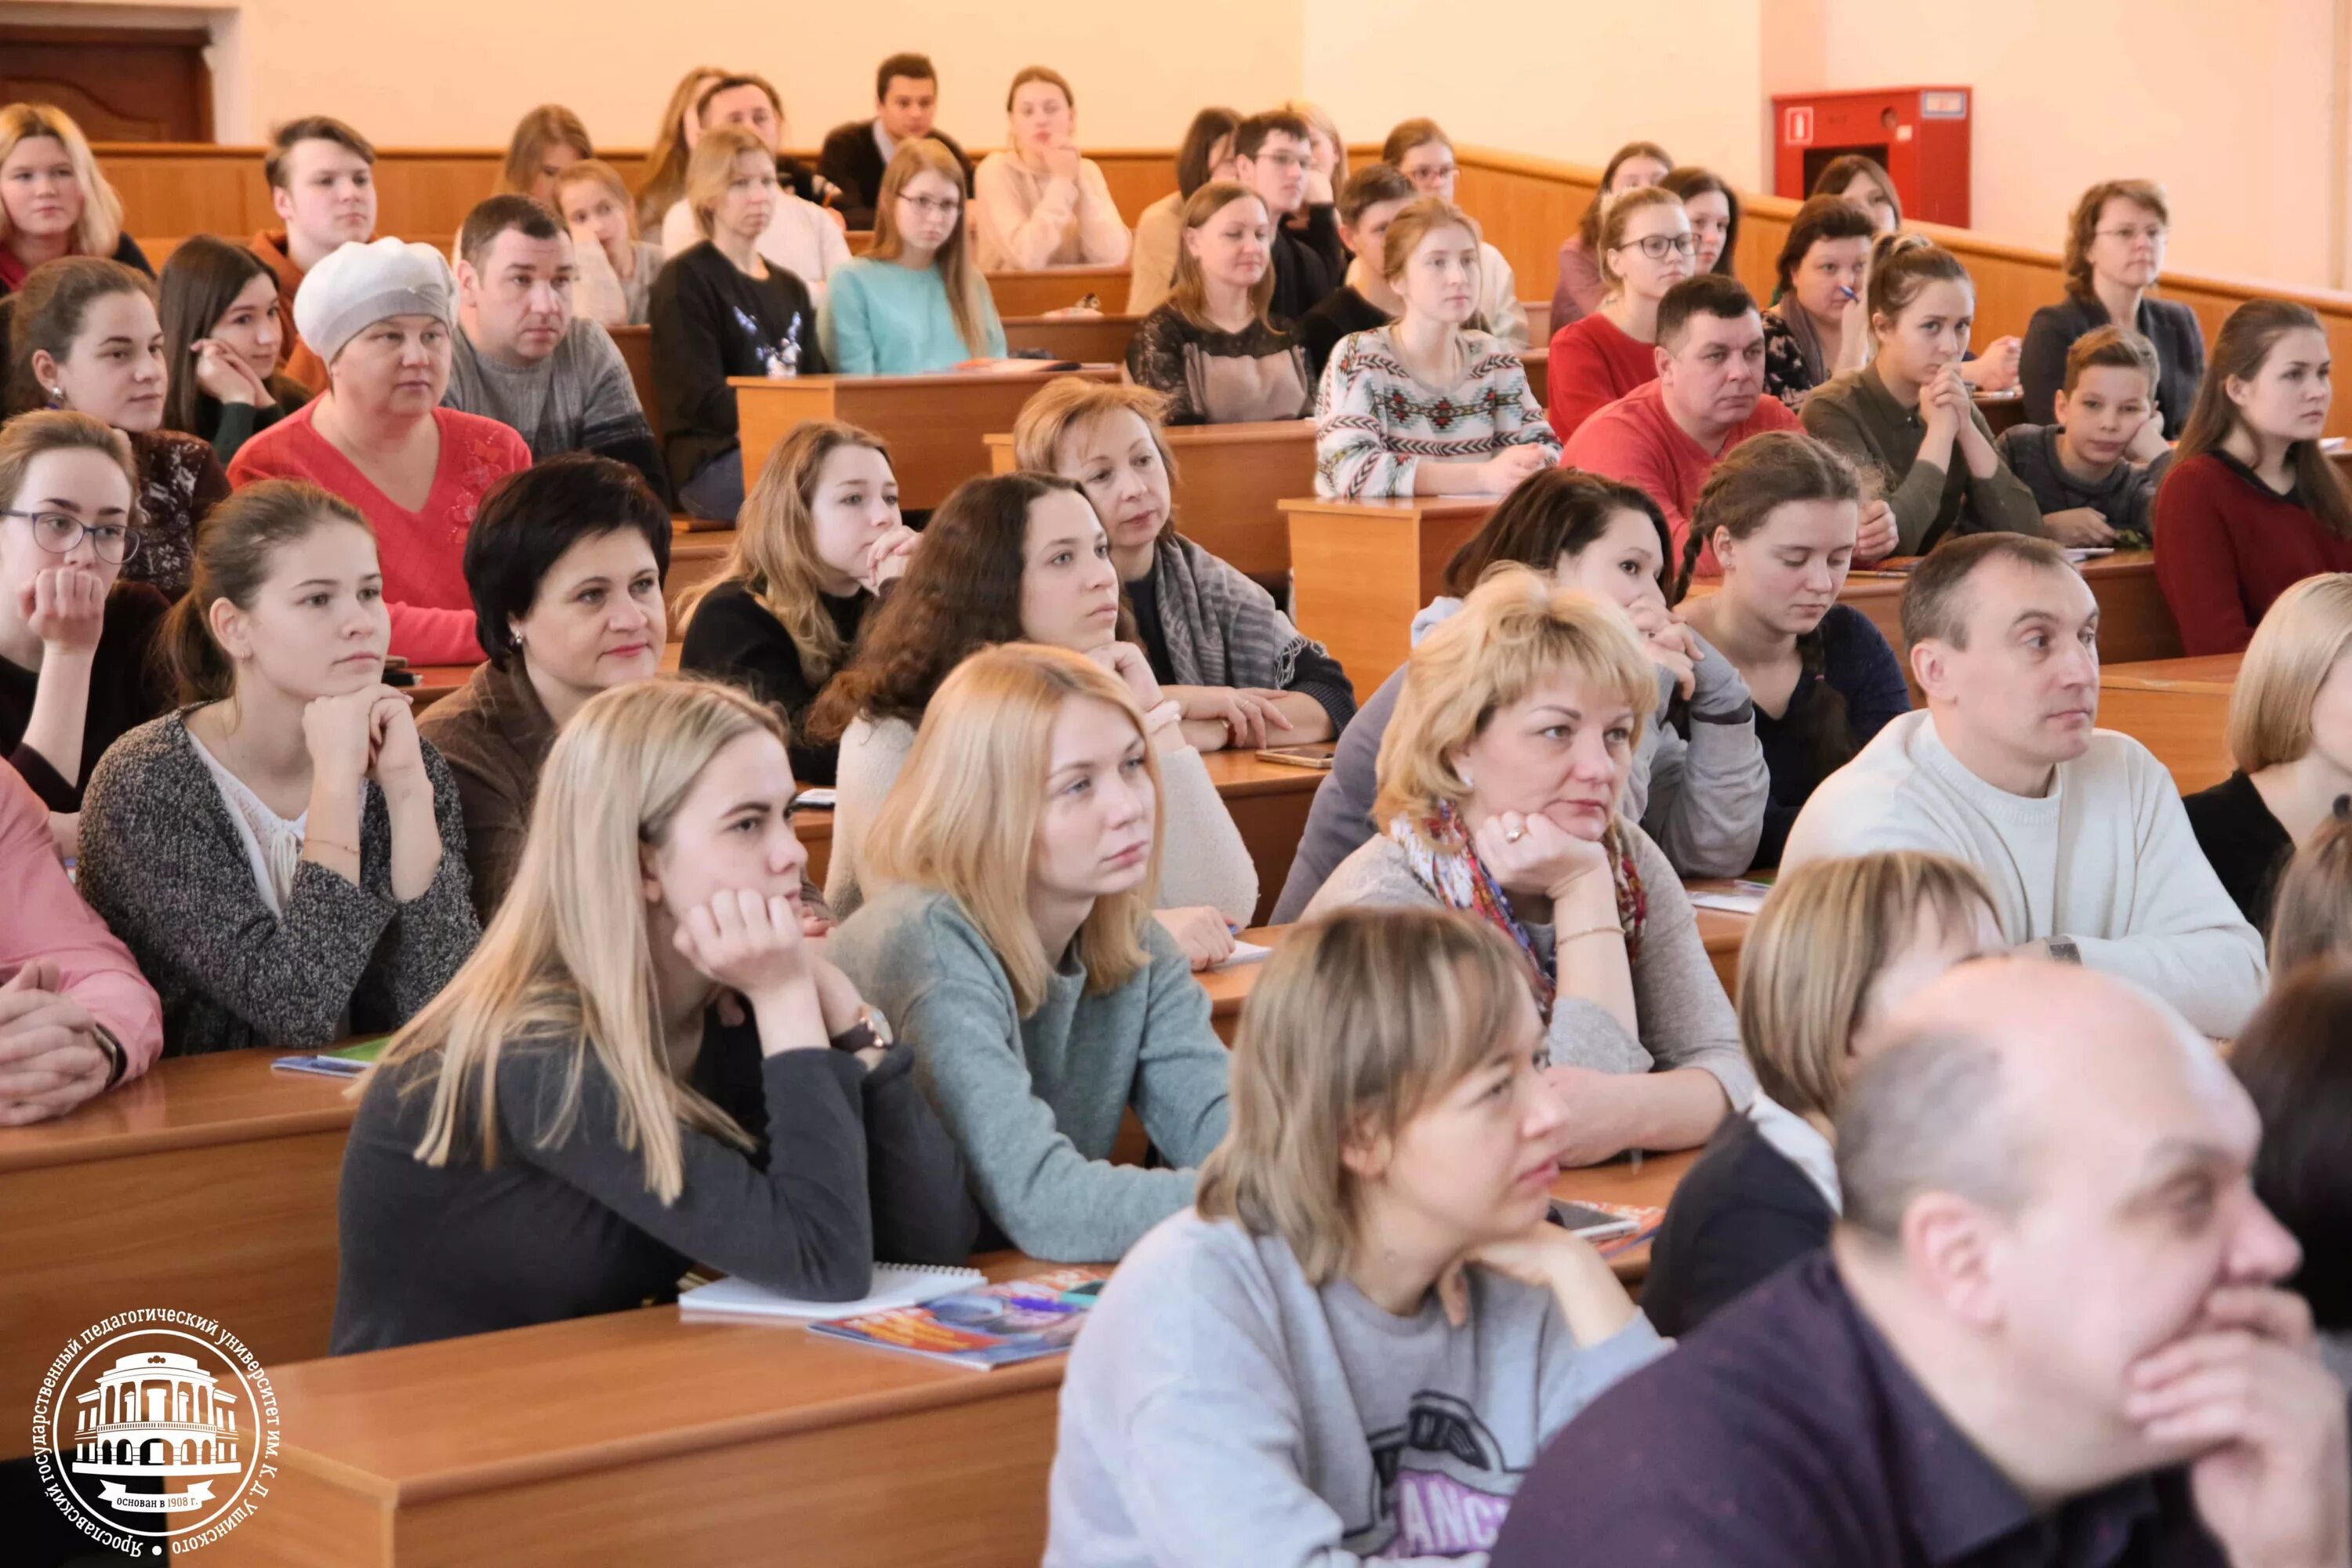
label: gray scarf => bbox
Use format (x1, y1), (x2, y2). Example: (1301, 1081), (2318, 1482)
(1149, 534), (1314, 690)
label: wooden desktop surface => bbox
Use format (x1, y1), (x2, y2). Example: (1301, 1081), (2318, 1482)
(2096, 652), (2239, 793)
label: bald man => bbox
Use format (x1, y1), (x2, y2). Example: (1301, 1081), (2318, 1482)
(1494, 960), (2348, 1567)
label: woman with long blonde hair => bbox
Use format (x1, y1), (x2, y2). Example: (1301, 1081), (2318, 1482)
(0, 102), (146, 294)
(818, 138), (1005, 375)
(633, 65), (726, 234)
(334, 676), (976, 1353)
(832, 643), (1235, 1263)
(497, 104), (593, 205)
(679, 420), (915, 782)
(1048, 906), (1659, 1564)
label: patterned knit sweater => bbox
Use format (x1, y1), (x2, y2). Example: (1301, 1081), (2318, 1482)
(1312, 326), (1558, 499)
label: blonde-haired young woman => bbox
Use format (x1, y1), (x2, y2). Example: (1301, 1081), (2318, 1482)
(1303, 566), (1755, 1164)
(831, 642), (1235, 1264)
(679, 420), (916, 783)
(334, 677), (976, 1352)
(0, 102), (149, 294)
(821, 138), (1007, 375)
(2185, 572), (2352, 932)
(1642, 851), (2001, 1337)
(1050, 905), (1661, 1562)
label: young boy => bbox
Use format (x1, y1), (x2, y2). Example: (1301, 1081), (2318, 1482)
(1994, 325), (2172, 546)
(1297, 164), (1416, 386)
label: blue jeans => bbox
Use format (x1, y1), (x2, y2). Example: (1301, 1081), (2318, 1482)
(679, 448), (746, 522)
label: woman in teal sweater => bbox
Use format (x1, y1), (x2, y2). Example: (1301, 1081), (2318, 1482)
(820, 138), (1007, 375)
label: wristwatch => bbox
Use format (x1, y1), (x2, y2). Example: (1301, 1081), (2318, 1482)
(2046, 936), (2082, 966)
(92, 1024), (126, 1087)
(828, 1005), (895, 1055)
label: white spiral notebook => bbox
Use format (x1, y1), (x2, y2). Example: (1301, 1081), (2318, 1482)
(678, 1263), (988, 1323)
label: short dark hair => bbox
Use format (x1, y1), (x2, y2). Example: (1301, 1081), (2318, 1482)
(458, 194), (565, 272)
(464, 455), (673, 668)
(1656, 274), (1758, 347)
(1338, 163), (1415, 227)
(696, 74), (782, 125)
(264, 115), (376, 190)
(1899, 532), (2074, 652)
(1443, 467), (1674, 602)
(1773, 193), (1878, 294)
(876, 52), (937, 102)
(1232, 111), (1311, 163)
(2234, 960), (2352, 1329)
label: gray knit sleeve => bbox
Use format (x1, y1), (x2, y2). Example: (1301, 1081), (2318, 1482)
(347, 742), (481, 1034)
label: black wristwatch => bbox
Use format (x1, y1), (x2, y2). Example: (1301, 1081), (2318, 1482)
(828, 1006), (894, 1054)
(2046, 936), (2082, 966)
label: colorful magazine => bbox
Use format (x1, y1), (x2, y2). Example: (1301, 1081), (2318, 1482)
(809, 1266), (1112, 1369)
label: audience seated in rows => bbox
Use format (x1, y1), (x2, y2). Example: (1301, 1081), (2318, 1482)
(1232, 111), (1345, 326)
(158, 235), (313, 464)
(1048, 907), (1660, 1563)
(1381, 118), (1526, 346)
(820, 137), (1007, 376)
(249, 115), (378, 393)
(1301, 568), (1757, 1163)
(1994, 325), (2171, 548)
(832, 643), (1235, 1260)
(1316, 198), (1557, 499)
(1127, 109), (1240, 316)
(336, 675), (974, 1354)
(1275, 467), (1766, 921)
(679, 419), (916, 786)
(1759, 194), (1875, 410)
(655, 74), (851, 297)
(1124, 183), (1312, 425)
(1786, 533), (2267, 1039)
(973, 67), (1131, 271)
(445, 194), (666, 498)
(1642, 851), (2000, 1337)
(229, 238), (528, 662)
(2021, 179), (2205, 438)
(819, 53), (975, 231)
(1494, 959), (2344, 1563)
(78, 481), (479, 1052)
(1545, 187), (1693, 441)
(1552, 140), (1671, 330)
(1296, 164), (1414, 386)
(552, 159), (665, 329)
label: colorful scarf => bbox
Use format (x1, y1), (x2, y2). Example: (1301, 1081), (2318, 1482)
(1385, 802), (1646, 1022)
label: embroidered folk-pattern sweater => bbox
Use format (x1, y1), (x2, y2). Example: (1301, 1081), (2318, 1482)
(1313, 327), (1559, 499)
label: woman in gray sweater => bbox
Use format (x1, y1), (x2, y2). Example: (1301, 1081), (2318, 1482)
(1048, 907), (1663, 1566)
(830, 643), (1233, 1264)
(78, 481), (478, 1054)
(1302, 568), (1755, 1167)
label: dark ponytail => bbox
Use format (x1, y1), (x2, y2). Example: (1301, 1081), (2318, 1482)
(1687, 432), (1871, 779)
(162, 480), (372, 704)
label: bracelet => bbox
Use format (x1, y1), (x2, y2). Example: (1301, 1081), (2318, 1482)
(303, 836), (361, 858)
(1559, 925), (1624, 944)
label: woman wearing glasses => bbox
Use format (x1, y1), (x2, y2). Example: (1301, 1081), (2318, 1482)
(819, 139), (1006, 376)
(2019, 180), (2205, 437)
(1544, 188), (1695, 441)
(1380, 118), (1526, 348)
(0, 411), (169, 840)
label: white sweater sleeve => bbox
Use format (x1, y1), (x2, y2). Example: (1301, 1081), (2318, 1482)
(1152, 742), (1259, 925)
(976, 154), (1080, 270)
(823, 717), (913, 920)
(1071, 159), (1134, 267)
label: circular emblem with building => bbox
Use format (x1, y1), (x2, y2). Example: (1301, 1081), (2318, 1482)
(30, 1311), (280, 1555)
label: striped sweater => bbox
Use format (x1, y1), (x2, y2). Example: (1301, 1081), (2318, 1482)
(1313, 327), (1559, 499)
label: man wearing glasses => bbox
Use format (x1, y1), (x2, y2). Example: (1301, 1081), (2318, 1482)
(1232, 110), (1348, 325)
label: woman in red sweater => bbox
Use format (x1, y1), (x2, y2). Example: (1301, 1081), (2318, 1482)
(228, 238), (528, 665)
(1546, 187), (1692, 442)
(2154, 299), (2352, 655)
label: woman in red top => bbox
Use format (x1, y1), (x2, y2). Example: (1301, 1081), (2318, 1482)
(2154, 299), (2352, 655)
(1546, 187), (1693, 442)
(228, 239), (528, 665)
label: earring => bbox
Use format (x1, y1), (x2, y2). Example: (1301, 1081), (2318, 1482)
(44, 385), (64, 408)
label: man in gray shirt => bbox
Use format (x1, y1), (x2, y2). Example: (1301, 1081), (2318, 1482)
(446, 194), (668, 501)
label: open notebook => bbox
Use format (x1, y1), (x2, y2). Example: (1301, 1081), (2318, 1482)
(678, 1262), (987, 1323)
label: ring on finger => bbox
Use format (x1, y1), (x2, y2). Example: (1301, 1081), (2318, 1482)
(1504, 826), (1526, 844)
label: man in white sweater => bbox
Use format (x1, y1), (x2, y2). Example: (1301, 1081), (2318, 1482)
(1783, 534), (2263, 1039)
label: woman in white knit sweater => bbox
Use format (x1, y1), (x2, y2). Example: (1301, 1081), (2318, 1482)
(807, 471), (1256, 966)
(973, 67), (1132, 271)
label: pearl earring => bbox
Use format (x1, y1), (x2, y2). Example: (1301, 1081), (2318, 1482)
(44, 385), (64, 407)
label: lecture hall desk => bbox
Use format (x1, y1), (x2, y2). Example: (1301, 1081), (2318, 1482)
(2096, 653), (2238, 793)
(733, 368), (1117, 511)
(1001, 312), (1142, 365)
(0, 1047), (355, 1461)
(227, 1150), (1698, 1568)
(986, 420), (1316, 578)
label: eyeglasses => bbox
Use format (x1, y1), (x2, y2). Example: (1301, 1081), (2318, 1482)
(1410, 163), (1458, 184)
(2095, 224), (2167, 245)
(1619, 233), (1698, 260)
(898, 194), (963, 218)
(1, 509), (142, 564)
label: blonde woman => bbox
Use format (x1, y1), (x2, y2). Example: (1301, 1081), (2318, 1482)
(2185, 572), (2352, 931)
(819, 139), (1006, 375)
(1642, 851), (2002, 1337)
(679, 420), (915, 784)
(1048, 908), (1661, 1563)
(831, 643), (1233, 1263)
(554, 159), (665, 328)
(972, 66), (1131, 271)
(2265, 806), (2352, 975)
(0, 103), (147, 294)
(335, 677), (975, 1352)
(497, 104), (593, 205)
(1013, 377), (1351, 749)
(648, 124), (829, 522)
(633, 65), (726, 235)
(1124, 182), (1312, 426)
(1302, 568), (1755, 1165)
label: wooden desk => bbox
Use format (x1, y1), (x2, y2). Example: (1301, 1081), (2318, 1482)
(2098, 653), (2238, 793)
(1520, 347), (1550, 409)
(986, 419), (1317, 578)
(985, 267), (1130, 318)
(733, 369), (1117, 510)
(608, 323), (659, 432)
(0, 1048), (358, 1458)
(1974, 388), (2026, 436)
(1283, 495), (1499, 695)
(1002, 313), (1141, 365)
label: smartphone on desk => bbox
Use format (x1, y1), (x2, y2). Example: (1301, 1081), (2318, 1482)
(1256, 743), (1337, 771)
(1546, 1200), (1642, 1243)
